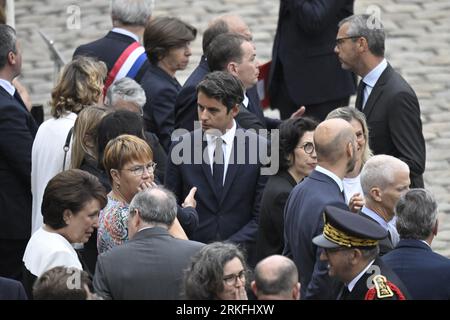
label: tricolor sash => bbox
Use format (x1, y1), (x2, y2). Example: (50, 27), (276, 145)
(103, 41), (147, 96)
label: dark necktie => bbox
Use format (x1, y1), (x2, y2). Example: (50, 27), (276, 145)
(212, 137), (224, 195)
(356, 80), (367, 111)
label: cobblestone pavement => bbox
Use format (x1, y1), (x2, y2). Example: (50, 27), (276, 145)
(14, 0), (450, 256)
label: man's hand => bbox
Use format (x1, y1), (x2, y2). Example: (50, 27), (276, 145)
(349, 193), (365, 213)
(290, 106), (306, 119)
(182, 187), (197, 208)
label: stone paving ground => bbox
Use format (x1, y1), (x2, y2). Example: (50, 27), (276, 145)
(14, 0), (450, 257)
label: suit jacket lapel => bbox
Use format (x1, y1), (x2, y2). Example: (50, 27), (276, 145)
(362, 65), (392, 119)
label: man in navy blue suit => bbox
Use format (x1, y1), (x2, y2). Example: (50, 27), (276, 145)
(382, 189), (450, 300)
(73, 0), (153, 90)
(0, 25), (38, 280)
(283, 118), (357, 299)
(165, 71), (268, 267)
(174, 14), (253, 132)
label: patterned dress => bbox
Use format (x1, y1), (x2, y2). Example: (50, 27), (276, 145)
(97, 192), (130, 254)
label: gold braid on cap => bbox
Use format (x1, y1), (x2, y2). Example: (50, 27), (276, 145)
(323, 219), (379, 247)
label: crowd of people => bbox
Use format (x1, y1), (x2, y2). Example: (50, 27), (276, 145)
(0, 0), (448, 300)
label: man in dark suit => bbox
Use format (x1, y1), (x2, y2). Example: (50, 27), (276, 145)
(283, 118), (357, 299)
(269, 0), (356, 121)
(359, 155), (410, 255)
(335, 14), (425, 188)
(313, 206), (410, 300)
(206, 32), (304, 132)
(93, 186), (204, 299)
(73, 0), (153, 90)
(382, 189), (450, 300)
(166, 71), (268, 267)
(174, 14), (252, 132)
(0, 25), (38, 280)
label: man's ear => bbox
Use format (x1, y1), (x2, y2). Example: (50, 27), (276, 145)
(250, 281), (257, 297)
(227, 62), (238, 76)
(293, 282), (301, 300)
(230, 104), (240, 118)
(370, 187), (382, 202)
(432, 219), (439, 237)
(346, 141), (354, 159)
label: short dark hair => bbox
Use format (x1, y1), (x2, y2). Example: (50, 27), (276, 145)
(202, 19), (229, 53)
(42, 169), (107, 229)
(206, 32), (247, 72)
(279, 117), (318, 171)
(33, 266), (91, 300)
(0, 24), (16, 69)
(144, 16), (196, 65)
(196, 71), (244, 113)
(96, 110), (147, 169)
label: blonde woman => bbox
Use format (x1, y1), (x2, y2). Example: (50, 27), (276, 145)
(31, 56), (107, 234)
(326, 107), (373, 212)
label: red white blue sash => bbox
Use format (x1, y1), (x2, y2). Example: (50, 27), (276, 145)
(103, 41), (147, 95)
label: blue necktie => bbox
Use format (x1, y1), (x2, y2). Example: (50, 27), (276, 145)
(212, 137), (224, 195)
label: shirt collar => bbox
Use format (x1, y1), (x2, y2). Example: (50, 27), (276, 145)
(363, 58), (387, 88)
(361, 206), (390, 230)
(0, 79), (15, 96)
(242, 94), (249, 108)
(205, 119), (237, 146)
(315, 165), (343, 192)
(347, 259), (375, 292)
(111, 27), (140, 42)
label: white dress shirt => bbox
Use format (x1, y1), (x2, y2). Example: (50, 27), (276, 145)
(0, 79), (15, 96)
(111, 27), (139, 42)
(315, 165), (344, 192)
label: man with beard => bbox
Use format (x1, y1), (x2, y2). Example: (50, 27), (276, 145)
(283, 118), (357, 299)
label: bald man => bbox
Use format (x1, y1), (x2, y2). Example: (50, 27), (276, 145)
(360, 155), (410, 255)
(251, 255), (300, 300)
(174, 14), (252, 132)
(283, 118), (357, 299)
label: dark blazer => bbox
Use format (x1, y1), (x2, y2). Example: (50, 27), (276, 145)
(165, 128), (268, 250)
(339, 257), (410, 300)
(93, 227), (204, 300)
(141, 64), (181, 152)
(73, 31), (149, 81)
(382, 239), (450, 300)
(269, 0), (355, 106)
(356, 64), (426, 188)
(0, 86), (38, 240)
(0, 276), (28, 300)
(174, 57), (279, 132)
(283, 169), (348, 299)
(358, 211), (394, 256)
(256, 170), (297, 262)
(174, 56), (209, 132)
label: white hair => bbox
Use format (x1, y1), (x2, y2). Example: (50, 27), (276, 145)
(106, 77), (147, 108)
(111, 0), (154, 27)
(360, 155), (409, 196)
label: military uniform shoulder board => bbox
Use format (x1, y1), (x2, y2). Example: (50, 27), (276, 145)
(364, 275), (407, 300)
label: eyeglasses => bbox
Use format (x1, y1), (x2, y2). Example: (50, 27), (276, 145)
(296, 142), (315, 155)
(121, 162), (157, 176)
(335, 36), (361, 47)
(223, 270), (247, 286)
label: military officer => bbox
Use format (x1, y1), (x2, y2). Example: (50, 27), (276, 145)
(313, 206), (410, 300)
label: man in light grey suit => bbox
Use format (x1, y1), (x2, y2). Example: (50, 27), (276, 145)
(93, 186), (204, 300)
